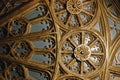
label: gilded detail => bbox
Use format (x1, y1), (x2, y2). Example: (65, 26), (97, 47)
(67, 0), (82, 14)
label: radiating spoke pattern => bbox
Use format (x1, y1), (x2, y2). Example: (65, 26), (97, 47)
(52, 0), (97, 29)
(0, 0), (120, 79)
(60, 30), (106, 76)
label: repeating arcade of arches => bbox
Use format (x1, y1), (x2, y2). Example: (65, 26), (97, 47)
(0, 0), (120, 80)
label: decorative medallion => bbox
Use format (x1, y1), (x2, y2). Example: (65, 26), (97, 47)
(74, 44), (91, 61)
(59, 30), (106, 77)
(67, 0), (82, 14)
(52, 0), (97, 29)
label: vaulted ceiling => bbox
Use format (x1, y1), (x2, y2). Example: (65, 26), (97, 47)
(0, 0), (120, 80)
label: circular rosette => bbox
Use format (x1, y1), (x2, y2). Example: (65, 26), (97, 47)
(59, 30), (106, 77)
(52, 0), (97, 29)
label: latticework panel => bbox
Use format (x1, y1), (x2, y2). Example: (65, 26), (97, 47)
(0, 0), (120, 80)
(0, 0), (31, 18)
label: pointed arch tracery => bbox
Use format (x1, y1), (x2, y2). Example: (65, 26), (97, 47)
(0, 0), (120, 80)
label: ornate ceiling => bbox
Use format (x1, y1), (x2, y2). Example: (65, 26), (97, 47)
(0, 0), (120, 80)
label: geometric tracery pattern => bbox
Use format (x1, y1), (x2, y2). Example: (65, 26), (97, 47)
(59, 30), (105, 78)
(0, 0), (120, 80)
(107, 46), (120, 80)
(104, 0), (120, 42)
(8, 18), (28, 36)
(0, 0), (57, 80)
(113, 47), (120, 66)
(0, 0), (31, 17)
(51, 0), (97, 29)
(103, 0), (120, 80)
(104, 0), (120, 18)
(12, 40), (33, 59)
(108, 17), (120, 40)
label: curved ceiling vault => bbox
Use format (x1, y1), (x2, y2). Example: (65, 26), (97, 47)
(0, 0), (120, 80)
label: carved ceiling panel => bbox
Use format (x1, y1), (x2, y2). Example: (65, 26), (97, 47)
(0, 0), (120, 80)
(51, 0), (98, 29)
